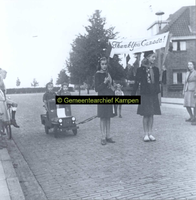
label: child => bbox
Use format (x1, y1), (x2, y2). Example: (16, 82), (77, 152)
(56, 83), (71, 96)
(132, 50), (160, 142)
(43, 82), (56, 111)
(56, 83), (71, 116)
(115, 83), (124, 118)
(95, 57), (115, 145)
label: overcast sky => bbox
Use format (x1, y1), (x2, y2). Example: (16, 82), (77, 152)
(0, 0), (195, 88)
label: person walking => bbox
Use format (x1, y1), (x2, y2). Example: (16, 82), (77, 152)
(132, 50), (161, 142)
(95, 57), (115, 145)
(183, 61), (196, 124)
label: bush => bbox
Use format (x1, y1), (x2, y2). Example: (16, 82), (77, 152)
(74, 85), (85, 90)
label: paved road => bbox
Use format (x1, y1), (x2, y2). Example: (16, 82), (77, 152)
(6, 93), (196, 200)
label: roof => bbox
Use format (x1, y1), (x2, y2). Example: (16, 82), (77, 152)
(158, 6), (196, 37)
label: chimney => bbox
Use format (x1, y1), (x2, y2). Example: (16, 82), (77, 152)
(189, 6), (196, 33)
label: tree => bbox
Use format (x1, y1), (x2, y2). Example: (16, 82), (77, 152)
(56, 68), (69, 85)
(31, 78), (39, 87)
(67, 10), (125, 94)
(16, 77), (21, 87)
(68, 35), (89, 95)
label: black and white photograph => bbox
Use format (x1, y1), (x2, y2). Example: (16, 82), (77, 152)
(0, 0), (196, 199)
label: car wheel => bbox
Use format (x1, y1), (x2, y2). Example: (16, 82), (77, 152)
(72, 129), (77, 135)
(45, 126), (49, 134)
(54, 125), (58, 138)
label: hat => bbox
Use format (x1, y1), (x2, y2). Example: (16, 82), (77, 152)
(143, 50), (154, 58)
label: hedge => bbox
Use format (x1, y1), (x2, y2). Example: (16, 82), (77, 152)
(6, 87), (61, 94)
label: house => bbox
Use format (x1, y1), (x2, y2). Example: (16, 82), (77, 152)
(147, 6), (196, 97)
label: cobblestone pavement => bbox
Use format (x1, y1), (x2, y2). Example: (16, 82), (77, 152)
(6, 93), (196, 200)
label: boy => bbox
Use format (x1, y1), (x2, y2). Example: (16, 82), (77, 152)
(115, 83), (124, 118)
(56, 83), (71, 116)
(56, 83), (71, 96)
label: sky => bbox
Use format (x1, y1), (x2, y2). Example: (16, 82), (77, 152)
(0, 0), (195, 88)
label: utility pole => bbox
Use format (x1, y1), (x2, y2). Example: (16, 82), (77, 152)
(156, 11), (165, 99)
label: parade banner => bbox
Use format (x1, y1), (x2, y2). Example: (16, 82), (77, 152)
(109, 32), (169, 57)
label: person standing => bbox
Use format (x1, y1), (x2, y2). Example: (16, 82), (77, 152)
(115, 83), (124, 118)
(95, 57), (115, 145)
(183, 61), (196, 124)
(0, 69), (20, 128)
(132, 51), (161, 142)
(0, 88), (10, 135)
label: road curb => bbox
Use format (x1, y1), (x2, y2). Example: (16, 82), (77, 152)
(162, 102), (183, 105)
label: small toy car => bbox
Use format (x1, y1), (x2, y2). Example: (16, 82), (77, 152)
(40, 99), (78, 138)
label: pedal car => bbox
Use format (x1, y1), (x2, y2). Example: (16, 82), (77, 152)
(40, 99), (78, 138)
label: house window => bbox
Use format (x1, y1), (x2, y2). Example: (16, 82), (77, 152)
(173, 71), (186, 84)
(173, 42), (178, 51)
(180, 41), (186, 50)
(172, 41), (186, 51)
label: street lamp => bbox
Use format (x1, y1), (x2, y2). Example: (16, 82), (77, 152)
(155, 11), (165, 32)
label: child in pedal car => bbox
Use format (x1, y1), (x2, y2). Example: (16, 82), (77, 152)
(56, 83), (71, 116)
(43, 82), (56, 111)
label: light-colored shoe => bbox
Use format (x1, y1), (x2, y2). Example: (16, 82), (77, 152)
(149, 135), (156, 141)
(144, 135), (150, 142)
(101, 139), (107, 145)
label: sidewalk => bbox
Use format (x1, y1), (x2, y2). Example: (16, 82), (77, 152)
(0, 141), (25, 200)
(161, 97), (183, 105)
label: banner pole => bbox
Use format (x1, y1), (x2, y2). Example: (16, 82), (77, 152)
(162, 33), (172, 67)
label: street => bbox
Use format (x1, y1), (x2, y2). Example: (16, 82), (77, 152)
(6, 93), (196, 200)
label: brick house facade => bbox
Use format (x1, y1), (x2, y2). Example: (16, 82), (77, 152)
(148, 6), (196, 97)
